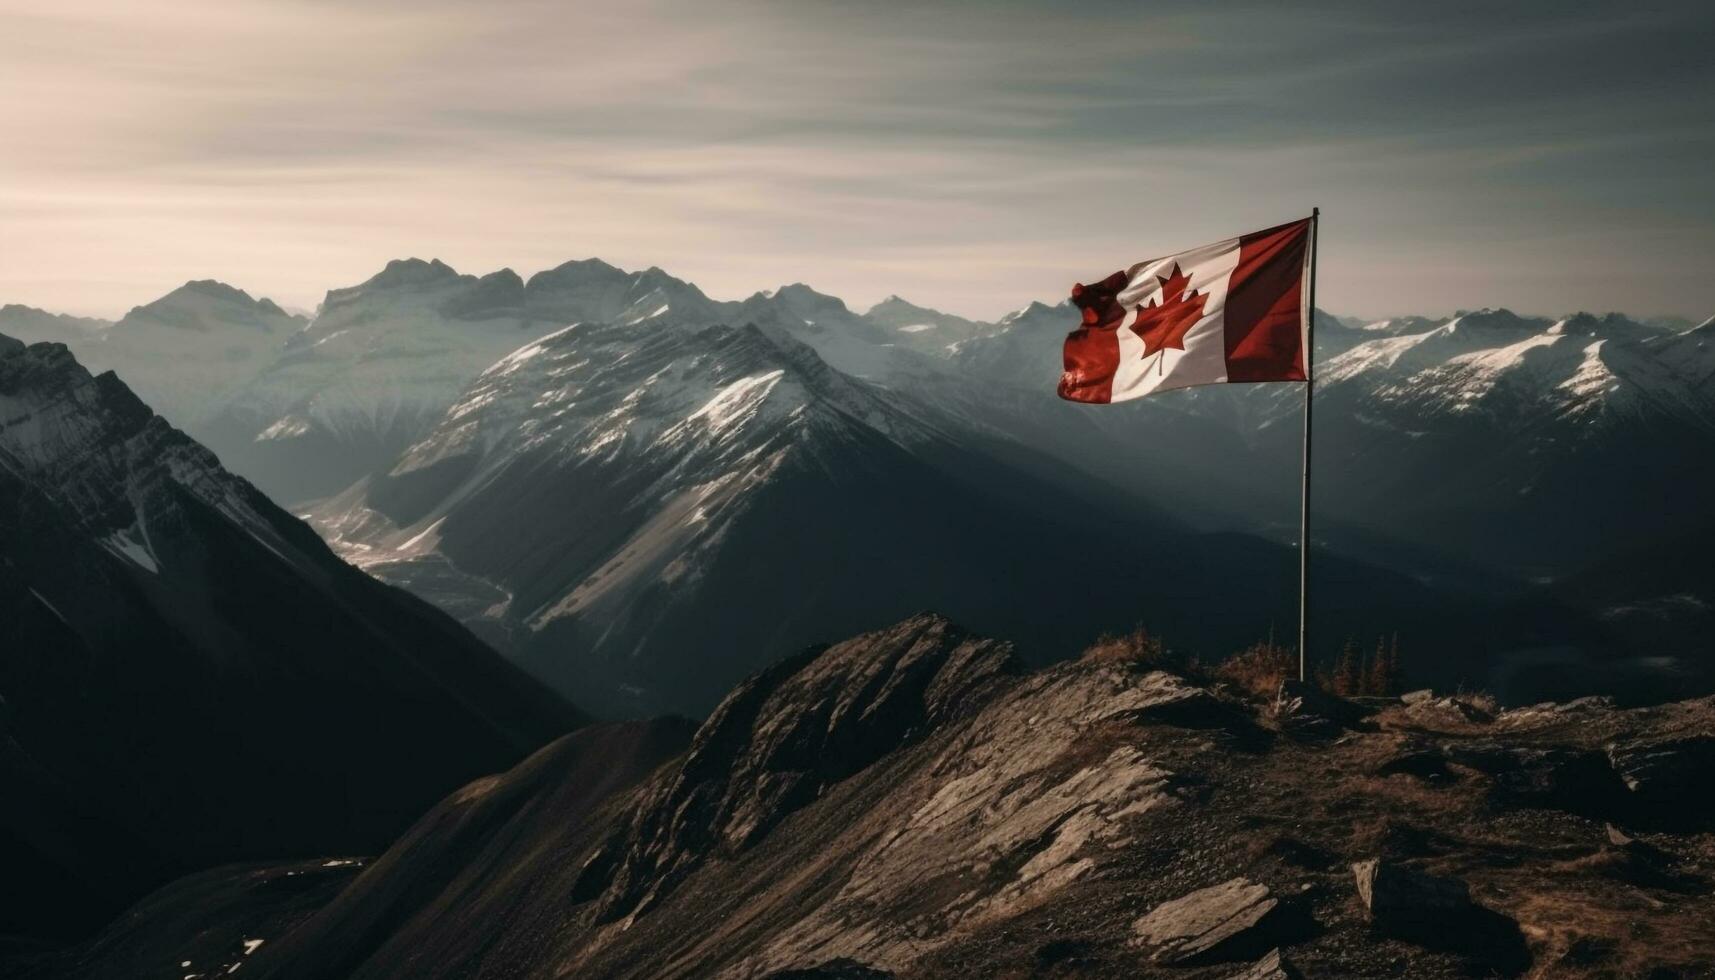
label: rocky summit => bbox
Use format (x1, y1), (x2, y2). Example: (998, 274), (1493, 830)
(20, 613), (1715, 980)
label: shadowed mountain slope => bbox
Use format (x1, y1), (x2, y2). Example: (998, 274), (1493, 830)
(0, 335), (583, 946)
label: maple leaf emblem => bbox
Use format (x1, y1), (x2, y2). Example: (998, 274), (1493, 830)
(1130, 263), (1207, 360)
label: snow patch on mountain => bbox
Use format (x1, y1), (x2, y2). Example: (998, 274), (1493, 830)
(102, 526), (161, 573)
(0, 339), (307, 577)
(1303, 305), (1715, 433)
(303, 315), (944, 658)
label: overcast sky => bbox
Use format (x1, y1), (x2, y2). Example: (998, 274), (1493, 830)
(3, 0), (1711, 321)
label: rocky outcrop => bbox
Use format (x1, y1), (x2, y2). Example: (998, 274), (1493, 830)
(28, 617), (1715, 980)
(575, 614), (1021, 923)
(759, 961), (894, 980)
(1270, 678), (1374, 735)
(1608, 735), (1715, 827)
(1131, 878), (1285, 964)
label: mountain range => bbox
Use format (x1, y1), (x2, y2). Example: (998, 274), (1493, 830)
(5, 260), (1710, 716)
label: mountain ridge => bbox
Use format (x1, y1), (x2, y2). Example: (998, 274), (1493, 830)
(26, 613), (1715, 980)
(7, 263), (1710, 710)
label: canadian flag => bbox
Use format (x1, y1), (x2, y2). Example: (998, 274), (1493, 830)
(1058, 217), (1314, 403)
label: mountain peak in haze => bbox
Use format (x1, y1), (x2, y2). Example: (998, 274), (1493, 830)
(765, 282), (851, 314)
(117, 279), (304, 334)
(364, 257), (464, 290)
(0, 304), (111, 346)
(866, 294), (979, 328)
(1442, 308), (1547, 333)
(1553, 311), (1657, 338)
(526, 256), (625, 285)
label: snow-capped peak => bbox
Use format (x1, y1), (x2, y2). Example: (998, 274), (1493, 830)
(1314, 302), (1715, 437)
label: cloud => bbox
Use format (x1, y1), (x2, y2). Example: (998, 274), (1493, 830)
(0, 0), (1710, 320)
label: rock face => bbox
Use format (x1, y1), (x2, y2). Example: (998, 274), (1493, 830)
(0, 337), (581, 945)
(1132, 878), (1280, 963)
(23, 618), (1715, 980)
(1608, 735), (1715, 824)
(576, 615), (1020, 922)
(759, 961), (895, 980)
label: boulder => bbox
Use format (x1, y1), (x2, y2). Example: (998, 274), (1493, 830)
(1351, 859), (1471, 922)
(1351, 859), (1529, 976)
(1272, 679), (1372, 734)
(1132, 877), (1282, 964)
(1604, 822), (1635, 848)
(1400, 689), (1435, 705)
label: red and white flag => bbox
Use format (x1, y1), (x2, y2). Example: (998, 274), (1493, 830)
(1058, 217), (1314, 403)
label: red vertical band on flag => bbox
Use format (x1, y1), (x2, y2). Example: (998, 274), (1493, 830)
(1058, 270), (1129, 403)
(1225, 218), (1311, 382)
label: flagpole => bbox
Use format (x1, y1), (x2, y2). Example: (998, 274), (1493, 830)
(1298, 207), (1320, 683)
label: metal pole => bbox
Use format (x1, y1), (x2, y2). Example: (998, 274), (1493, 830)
(1298, 208), (1319, 683)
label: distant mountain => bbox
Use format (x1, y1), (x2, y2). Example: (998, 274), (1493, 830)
(301, 315), (1099, 714)
(937, 302), (1715, 580)
(8, 266), (1708, 706)
(1250, 309), (1715, 577)
(0, 305), (109, 347)
(79, 281), (307, 430)
(303, 313), (1554, 717)
(192, 260), (547, 503)
(192, 259), (772, 503)
(0, 335), (581, 944)
(210, 265), (989, 506)
(864, 294), (999, 355)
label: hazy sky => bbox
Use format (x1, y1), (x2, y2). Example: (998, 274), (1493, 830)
(3, 0), (1712, 321)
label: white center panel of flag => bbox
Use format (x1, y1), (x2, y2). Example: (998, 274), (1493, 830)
(1109, 235), (1242, 400)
